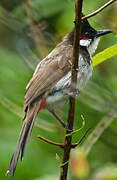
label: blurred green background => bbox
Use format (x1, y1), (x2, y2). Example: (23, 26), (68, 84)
(0, 0), (117, 180)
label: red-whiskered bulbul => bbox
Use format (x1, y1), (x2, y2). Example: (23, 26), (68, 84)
(7, 18), (112, 176)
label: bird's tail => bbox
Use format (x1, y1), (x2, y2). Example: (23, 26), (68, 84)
(7, 102), (40, 176)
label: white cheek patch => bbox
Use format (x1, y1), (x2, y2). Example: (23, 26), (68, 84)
(80, 39), (91, 46)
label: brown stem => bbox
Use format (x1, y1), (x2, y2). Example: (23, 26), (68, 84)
(82, 0), (117, 20)
(22, 0), (48, 58)
(37, 135), (64, 148)
(60, 0), (83, 180)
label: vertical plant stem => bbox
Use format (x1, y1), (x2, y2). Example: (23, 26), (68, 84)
(60, 0), (83, 180)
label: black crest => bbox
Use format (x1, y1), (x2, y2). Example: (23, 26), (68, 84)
(68, 14), (97, 44)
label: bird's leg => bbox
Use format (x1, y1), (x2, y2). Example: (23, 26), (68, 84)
(48, 110), (73, 132)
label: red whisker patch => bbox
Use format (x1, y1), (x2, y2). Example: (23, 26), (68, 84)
(81, 35), (88, 40)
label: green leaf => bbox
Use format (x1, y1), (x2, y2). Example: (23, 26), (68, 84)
(92, 44), (117, 67)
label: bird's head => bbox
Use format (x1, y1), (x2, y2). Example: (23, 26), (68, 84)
(80, 18), (112, 54)
(68, 16), (112, 55)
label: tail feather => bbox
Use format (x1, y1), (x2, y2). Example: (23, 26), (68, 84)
(21, 111), (36, 160)
(7, 102), (40, 176)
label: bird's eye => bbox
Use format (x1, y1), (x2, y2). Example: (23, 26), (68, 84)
(80, 35), (88, 40)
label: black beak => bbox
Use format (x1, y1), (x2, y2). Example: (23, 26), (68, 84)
(96, 29), (112, 38)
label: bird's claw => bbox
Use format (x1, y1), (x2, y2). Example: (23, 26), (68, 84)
(65, 126), (74, 133)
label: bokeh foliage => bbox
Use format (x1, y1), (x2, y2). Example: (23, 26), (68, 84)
(0, 0), (117, 180)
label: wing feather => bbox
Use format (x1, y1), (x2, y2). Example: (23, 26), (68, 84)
(24, 43), (72, 110)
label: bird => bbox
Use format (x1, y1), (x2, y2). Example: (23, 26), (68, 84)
(7, 17), (112, 176)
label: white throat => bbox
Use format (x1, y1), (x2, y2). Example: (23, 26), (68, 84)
(80, 37), (100, 55)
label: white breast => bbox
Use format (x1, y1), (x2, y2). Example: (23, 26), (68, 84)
(55, 55), (93, 93)
(46, 55), (93, 110)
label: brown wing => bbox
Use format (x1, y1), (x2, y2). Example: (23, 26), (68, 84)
(24, 43), (72, 110)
